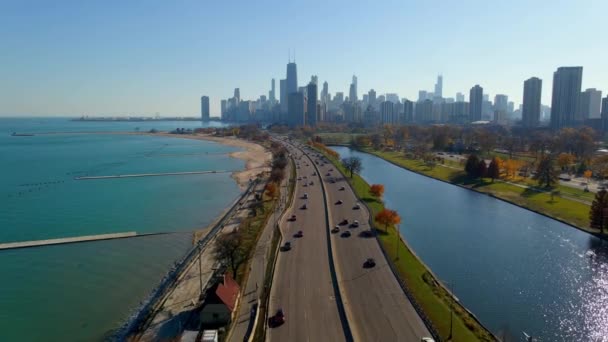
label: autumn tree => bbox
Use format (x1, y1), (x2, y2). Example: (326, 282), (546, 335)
(556, 153), (575, 171)
(504, 159), (523, 179)
(487, 157), (501, 182)
(584, 170), (593, 183)
(591, 155), (608, 181)
(214, 230), (246, 278)
(534, 156), (558, 188)
(590, 189), (608, 234)
(341, 156), (363, 178)
(370, 184), (385, 198)
(375, 208), (401, 232)
(265, 183), (277, 198)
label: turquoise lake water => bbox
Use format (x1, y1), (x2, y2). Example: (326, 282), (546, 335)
(0, 118), (241, 341)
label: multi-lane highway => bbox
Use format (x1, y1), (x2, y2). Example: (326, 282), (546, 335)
(268, 139), (431, 341)
(267, 142), (347, 342)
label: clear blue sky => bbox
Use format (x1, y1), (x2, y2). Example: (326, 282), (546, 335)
(1, 0), (606, 117)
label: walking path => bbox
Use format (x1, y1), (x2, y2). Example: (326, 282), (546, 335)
(228, 161), (292, 342)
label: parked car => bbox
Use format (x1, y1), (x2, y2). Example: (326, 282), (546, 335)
(351, 220), (359, 228)
(331, 226), (340, 233)
(339, 219), (349, 225)
(341, 231), (351, 238)
(363, 258), (376, 268)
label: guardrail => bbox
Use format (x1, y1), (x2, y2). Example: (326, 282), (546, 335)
(114, 180), (258, 341)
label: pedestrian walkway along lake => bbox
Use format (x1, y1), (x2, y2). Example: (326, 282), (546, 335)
(332, 146), (608, 341)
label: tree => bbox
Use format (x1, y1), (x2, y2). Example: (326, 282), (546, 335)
(487, 157), (500, 182)
(375, 208), (401, 232)
(590, 189), (608, 234)
(584, 170), (593, 183)
(504, 159), (523, 179)
(465, 154), (481, 178)
(341, 156), (363, 178)
(214, 231), (245, 278)
(557, 153), (575, 170)
(477, 159), (487, 178)
(370, 184), (385, 198)
(265, 183), (277, 198)
(533, 156), (558, 188)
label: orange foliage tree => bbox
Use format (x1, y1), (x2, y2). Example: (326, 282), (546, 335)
(265, 183), (277, 198)
(375, 208), (401, 232)
(503, 159), (523, 179)
(370, 184), (385, 198)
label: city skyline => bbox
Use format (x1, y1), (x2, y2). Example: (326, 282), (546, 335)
(1, 0), (607, 116)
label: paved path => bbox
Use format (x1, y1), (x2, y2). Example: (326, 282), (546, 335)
(228, 161), (291, 342)
(267, 142), (346, 342)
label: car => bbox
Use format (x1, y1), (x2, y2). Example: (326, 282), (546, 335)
(421, 338), (435, 342)
(297, 177), (302, 180)
(302, 193), (308, 199)
(330, 179), (336, 184)
(326, 172), (331, 176)
(329, 168), (334, 171)
(331, 226), (340, 233)
(294, 230), (303, 238)
(339, 186), (345, 191)
(339, 219), (349, 225)
(281, 242), (292, 251)
(353, 204), (361, 210)
(268, 309), (285, 327)
(360, 230), (374, 237)
(363, 258), (376, 268)
(300, 204), (307, 210)
(303, 183), (308, 187)
(309, 181), (314, 185)
(289, 214), (296, 221)
(312, 172), (317, 176)
(341, 231), (351, 237)
(351, 220), (359, 228)
(335, 200), (343, 205)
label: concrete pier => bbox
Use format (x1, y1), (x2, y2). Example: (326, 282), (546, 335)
(74, 170), (231, 180)
(0, 231), (165, 250)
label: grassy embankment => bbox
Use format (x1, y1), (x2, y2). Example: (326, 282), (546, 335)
(312, 142), (495, 342)
(366, 149), (597, 236)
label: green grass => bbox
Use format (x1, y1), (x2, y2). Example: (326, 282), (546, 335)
(314, 132), (361, 145)
(313, 144), (495, 342)
(365, 148), (604, 237)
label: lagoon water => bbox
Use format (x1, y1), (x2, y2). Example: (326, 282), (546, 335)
(0, 118), (240, 341)
(333, 146), (608, 342)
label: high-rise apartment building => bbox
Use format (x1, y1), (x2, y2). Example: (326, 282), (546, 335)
(522, 77), (542, 127)
(200, 96), (210, 121)
(288, 92), (304, 127)
(469, 85), (483, 121)
(601, 96), (608, 132)
(306, 82), (318, 127)
(494, 94), (509, 112)
(380, 101), (395, 124)
(402, 100), (414, 123)
(550, 66), (583, 129)
(269, 79), (276, 104)
(368, 89), (377, 109)
(280, 79), (287, 116)
(579, 88), (602, 119)
(456, 92), (465, 102)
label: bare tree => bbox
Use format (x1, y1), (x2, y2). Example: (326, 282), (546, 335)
(214, 231), (245, 278)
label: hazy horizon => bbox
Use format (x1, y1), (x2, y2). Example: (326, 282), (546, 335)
(1, 0), (606, 117)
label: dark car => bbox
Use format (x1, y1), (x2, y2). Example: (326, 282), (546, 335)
(341, 231), (352, 238)
(268, 308), (285, 327)
(335, 200), (343, 205)
(339, 186), (345, 191)
(281, 241), (292, 251)
(331, 226), (340, 233)
(363, 258), (376, 268)
(350, 220), (360, 228)
(339, 219), (349, 225)
(294, 230), (303, 238)
(326, 172), (331, 176)
(300, 204), (307, 210)
(353, 203), (361, 210)
(289, 214), (296, 221)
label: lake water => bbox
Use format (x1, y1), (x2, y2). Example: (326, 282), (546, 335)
(0, 118), (242, 341)
(333, 146), (608, 342)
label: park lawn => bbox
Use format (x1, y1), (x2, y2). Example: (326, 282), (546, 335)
(315, 132), (360, 145)
(315, 144), (494, 342)
(364, 147), (602, 236)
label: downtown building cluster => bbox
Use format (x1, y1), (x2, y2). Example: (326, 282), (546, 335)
(202, 63), (607, 131)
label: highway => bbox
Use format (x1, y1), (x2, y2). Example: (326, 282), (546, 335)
(267, 142), (347, 342)
(303, 143), (432, 341)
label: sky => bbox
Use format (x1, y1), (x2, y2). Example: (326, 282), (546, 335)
(1, 0), (607, 117)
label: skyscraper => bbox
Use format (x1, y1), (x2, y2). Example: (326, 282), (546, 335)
(402, 100), (414, 123)
(220, 99), (227, 120)
(522, 77), (542, 127)
(351, 75), (358, 101)
(234, 88), (240, 103)
(550, 66), (583, 129)
(601, 96), (608, 132)
(434, 75), (443, 98)
(380, 101), (395, 124)
(494, 94), (509, 112)
(286, 62), (298, 95)
(321, 81), (329, 104)
(288, 92), (304, 127)
(368, 89), (377, 109)
(579, 88), (602, 119)
(280, 79), (287, 116)
(311, 75), (318, 85)
(469, 85), (483, 121)
(200, 96), (210, 122)
(456, 92), (465, 102)
(269, 79), (276, 104)
(306, 82), (318, 127)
